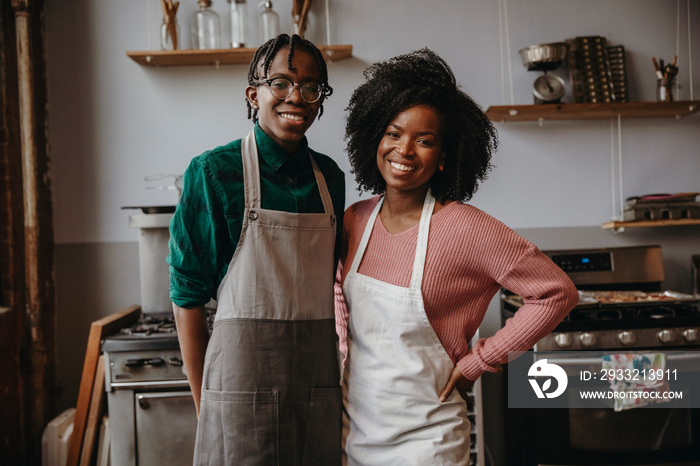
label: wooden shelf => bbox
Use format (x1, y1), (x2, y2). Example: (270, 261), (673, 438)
(126, 45), (353, 67)
(486, 101), (700, 122)
(602, 218), (700, 231)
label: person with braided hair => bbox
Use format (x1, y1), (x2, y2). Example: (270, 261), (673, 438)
(169, 33), (344, 464)
(334, 49), (577, 464)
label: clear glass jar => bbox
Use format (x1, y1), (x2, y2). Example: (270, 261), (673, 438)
(161, 16), (181, 50)
(228, 0), (249, 48)
(258, 1), (279, 44)
(191, 0), (222, 49)
(656, 79), (674, 102)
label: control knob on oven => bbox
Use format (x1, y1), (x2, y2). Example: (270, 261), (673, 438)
(657, 329), (676, 344)
(554, 333), (572, 348)
(682, 328), (698, 343)
(618, 330), (636, 346)
(168, 357), (184, 366)
(579, 332), (597, 347)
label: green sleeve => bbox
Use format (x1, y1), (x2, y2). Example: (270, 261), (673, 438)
(168, 156), (230, 308)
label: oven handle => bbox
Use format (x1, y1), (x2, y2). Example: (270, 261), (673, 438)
(545, 353), (700, 366)
(109, 379), (191, 390)
(137, 391), (192, 409)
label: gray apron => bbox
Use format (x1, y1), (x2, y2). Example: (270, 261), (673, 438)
(193, 130), (342, 465)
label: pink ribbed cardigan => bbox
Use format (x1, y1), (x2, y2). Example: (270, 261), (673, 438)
(334, 196), (579, 381)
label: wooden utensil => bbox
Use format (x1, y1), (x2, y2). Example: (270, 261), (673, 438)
(160, 0), (180, 49)
(292, 0), (311, 38)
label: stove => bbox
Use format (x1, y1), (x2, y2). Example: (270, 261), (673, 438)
(103, 310), (215, 466)
(499, 245), (700, 466)
(501, 245), (700, 351)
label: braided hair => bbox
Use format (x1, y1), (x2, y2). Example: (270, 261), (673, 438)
(345, 48), (497, 204)
(247, 34), (333, 121)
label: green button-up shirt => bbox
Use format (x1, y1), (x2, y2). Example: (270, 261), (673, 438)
(168, 123), (345, 308)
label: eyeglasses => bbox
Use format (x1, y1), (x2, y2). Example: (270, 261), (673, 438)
(257, 78), (324, 103)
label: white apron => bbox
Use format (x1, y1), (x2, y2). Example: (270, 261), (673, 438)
(342, 192), (470, 466)
(194, 130), (342, 465)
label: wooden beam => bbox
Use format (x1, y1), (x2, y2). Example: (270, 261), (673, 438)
(66, 305), (141, 466)
(79, 355), (106, 466)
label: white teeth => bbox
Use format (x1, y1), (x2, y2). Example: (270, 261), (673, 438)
(390, 161), (416, 172)
(280, 113), (304, 121)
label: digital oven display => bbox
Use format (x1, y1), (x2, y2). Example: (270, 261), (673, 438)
(550, 252), (613, 273)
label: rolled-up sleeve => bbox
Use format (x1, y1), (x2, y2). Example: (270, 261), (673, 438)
(168, 157), (229, 309)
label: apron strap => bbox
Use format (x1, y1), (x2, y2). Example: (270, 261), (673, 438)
(348, 196), (384, 275)
(348, 191), (435, 291)
(310, 155), (334, 215)
(241, 130), (261, 209)
(410, 191), (435, 290)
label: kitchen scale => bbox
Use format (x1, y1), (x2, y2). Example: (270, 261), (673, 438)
(519, 42), (569, 104)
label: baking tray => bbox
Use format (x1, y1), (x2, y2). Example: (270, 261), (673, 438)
(503, 290), (698, 310)
(578, 290), (699, 307)
(626, 193), (700, 207)
(566, 36), (615, 104)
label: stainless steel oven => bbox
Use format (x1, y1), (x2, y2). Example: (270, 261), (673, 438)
(103, 312), (209, 466)
(501, 246), (700, 466)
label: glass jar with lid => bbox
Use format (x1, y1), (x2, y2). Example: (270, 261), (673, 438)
(191, 0), (222, 49)
(258, 1), (280, 44)
(228, 0), (249, 48)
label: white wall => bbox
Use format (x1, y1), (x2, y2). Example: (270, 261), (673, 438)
(44, 0), (700, 412)
(45, 0), (700, 244)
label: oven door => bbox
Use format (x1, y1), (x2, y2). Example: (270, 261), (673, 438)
(134, 391), (197, 465)
(506, 352), (700, 465)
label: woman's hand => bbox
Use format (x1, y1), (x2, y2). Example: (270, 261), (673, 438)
(439, 366), (474, 402)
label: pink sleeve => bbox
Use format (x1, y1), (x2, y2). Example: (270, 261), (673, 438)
(456, 245), (579, 381)
(334, 261), (348, 364)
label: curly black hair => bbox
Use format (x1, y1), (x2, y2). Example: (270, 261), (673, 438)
(247, 34), (333, 121)
(345, 48), (497, 203)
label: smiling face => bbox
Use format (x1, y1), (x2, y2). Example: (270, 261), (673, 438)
(376, 104), (445, 198)
(246, 47), (322, 153)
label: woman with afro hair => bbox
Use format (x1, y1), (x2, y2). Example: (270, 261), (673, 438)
(335, 49), (578, 464)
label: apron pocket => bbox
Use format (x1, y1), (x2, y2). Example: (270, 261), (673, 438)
(196, 389), (279, 466)
(301, 386), (342, 466)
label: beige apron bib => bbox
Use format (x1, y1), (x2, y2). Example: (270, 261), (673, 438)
(194, 130), (342, 465)
(342, 192), (470, 466)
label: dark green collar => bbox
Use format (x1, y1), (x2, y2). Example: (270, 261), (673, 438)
(254, 123), (310, 173)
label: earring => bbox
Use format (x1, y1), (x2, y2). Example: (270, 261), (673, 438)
(439, 164), (444, 171)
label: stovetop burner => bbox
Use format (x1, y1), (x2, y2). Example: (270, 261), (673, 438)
(119, 313), (178, 336)
(552, 303), (700, 333)
(103, 309), (216, 352)
(505, 246), (700, 351)
(639, 306), (674, 319)
(592, 309), (621, 321)
(502, 295), (700, 351)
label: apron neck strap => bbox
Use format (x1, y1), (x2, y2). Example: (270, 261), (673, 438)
(410, 191), (435, 289)
(349, 191), (435, 290)
(242, 129), (334, 215)
(310, 156), (334, 215)
(242, 130), (262, 209)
